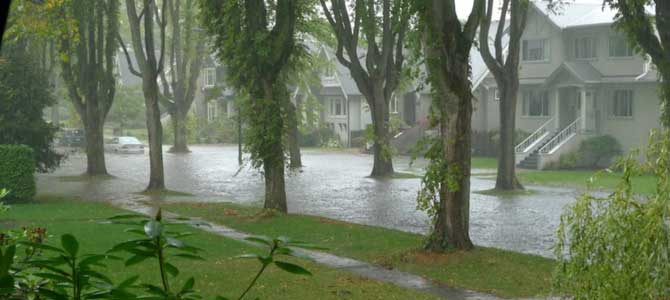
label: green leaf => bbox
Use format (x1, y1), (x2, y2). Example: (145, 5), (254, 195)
(108, 214), (146, 220)
(165, 237), (185, 248)
(181, 277), (195, 293)
(61, 234), (79, 257)
(144, 220), (164, 239)
(164, 262), (180, 277)
(274, 261), (312, 276)
(125, 255), (150, 267)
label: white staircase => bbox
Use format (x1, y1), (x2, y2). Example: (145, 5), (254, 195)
(516, 117), (582, 169)
(515, 118), (554, 165)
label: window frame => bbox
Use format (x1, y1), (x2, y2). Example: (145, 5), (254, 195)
(610, 89), (634, 119)
(522, 39), (549, 62)
(522, 90), (550, 117)
(207, 101), (218, 122)
(608, 36), (634, 59)
(328, 97), (346, 116)
(575, 36), (598, 60)
(204, 67), (216, 88)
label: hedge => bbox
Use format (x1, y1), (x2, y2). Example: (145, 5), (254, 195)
(0, 145), (36, 201)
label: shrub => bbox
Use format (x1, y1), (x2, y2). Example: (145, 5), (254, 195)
(555, 130), (670, 298)
(299, 126), (338, 147)
(472, 129), (530, 157)
(578, 135), (622, 168)
(544, 152), (580, 170)
(0, 145), (35, 202)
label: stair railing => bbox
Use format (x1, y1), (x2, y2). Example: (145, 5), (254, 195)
(539, 117), (581, 154)
(515, 118), (554, 153)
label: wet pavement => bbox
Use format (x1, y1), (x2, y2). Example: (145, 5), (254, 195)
(38, 145), (580, 258)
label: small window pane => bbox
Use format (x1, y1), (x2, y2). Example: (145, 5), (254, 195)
(611, 90), (633, 117)
(523, 90), (549, 116)
(523, 39), (547, 61)
(609, 37), (633, 57)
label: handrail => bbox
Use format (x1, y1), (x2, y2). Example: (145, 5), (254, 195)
(515, 118), (554, 153)
(539, 117), (581, 154)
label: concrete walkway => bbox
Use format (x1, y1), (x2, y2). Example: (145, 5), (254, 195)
(117, 196), (502, 300)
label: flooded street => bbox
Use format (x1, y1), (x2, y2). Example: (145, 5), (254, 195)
(38, 145), (579, 258)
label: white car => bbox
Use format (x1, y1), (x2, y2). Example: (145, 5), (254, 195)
(105, 136), (145, 154)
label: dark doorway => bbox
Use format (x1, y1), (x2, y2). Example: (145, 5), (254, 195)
(403, 93), (416, 125)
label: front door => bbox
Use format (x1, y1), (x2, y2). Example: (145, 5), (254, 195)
(559, 88), (581, 129)
(403, 93), (416, 125)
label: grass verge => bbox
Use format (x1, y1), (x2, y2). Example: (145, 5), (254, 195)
(1, 196), (435, 300)
(161, 201), (556, 298)
(518, 170), (656, 195)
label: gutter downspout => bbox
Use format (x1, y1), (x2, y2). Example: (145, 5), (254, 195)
(635, 56), (652, 81)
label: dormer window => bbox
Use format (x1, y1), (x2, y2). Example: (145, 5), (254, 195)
(522, 39), (548, 62)
(204, 68), (216, 87)
(575, 37), (597, 59)
(323, 66), (335, 79)
(609, 36), (634, 58)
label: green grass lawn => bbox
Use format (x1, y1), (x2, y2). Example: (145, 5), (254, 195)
(472, 157), (656, 196)
(471, 157), (498, 169)
(0, 197), (436, 300)
(162, 202), (556, 298)
(518, 170), (656, 195)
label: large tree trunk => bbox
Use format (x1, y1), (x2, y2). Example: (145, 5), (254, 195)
(83, 114), (108, 175)
(170, 109), (189, 153)
(287, 101), (302, 169)
(263, 159), (287, 212)
(369, 88), (394, 177)
(495, 83), (523, 190)
(425, 90), (474, 251)
(144, 80), (165, 191)
(238, 106), (243, 165)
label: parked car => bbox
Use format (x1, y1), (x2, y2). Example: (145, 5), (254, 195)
(59, 129), (86, 148)
(105, 136), (145, 154)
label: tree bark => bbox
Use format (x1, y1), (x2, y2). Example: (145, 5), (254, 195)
(424, 90), (474, 251)
(263, 158), (288, 212)
(84, 115), (107, 175)
(370, 88), (393, 176)
(287, 101), (302, 169)
(238, 106), (243, 165)
(495, 83), (523, 190)
(170, 110), (189, 153)
(144, 79), (166, 190)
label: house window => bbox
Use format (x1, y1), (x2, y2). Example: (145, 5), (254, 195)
(522, 90), (549, 117)
(329, 97), (346, 116)
(390, 95), (398, 113)
(204, 68), (216, 87)
(575, 37), (597, 59)
(611, 89), (633, 118)
(522, 39), (548, 62)
(609, 36), (634, 57)
(207, 101), (218, 122)
(323, 66), (335, 78)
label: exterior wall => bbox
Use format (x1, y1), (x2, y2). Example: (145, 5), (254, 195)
(596, 82), (661, 152)
(563, 25), (646, 76)
(519, 8), (564, 80)
(516, 86), (556, 133)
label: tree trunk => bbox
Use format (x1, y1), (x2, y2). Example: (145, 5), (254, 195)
(425, 90), (474, 251)
(369, 88), (394, 177)
(287, 101), (302, 169)
(84, 115), (108, 175)
(144, 81), (165, 191)
(263, 159), (287, 212)
(495, 83), (523, 190)
(170, 110), (190, 153)
(238, 106), (243, 165)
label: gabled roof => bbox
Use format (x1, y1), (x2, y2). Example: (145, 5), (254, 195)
(532, 0), (654, 30)
(545, 61), (603, 85)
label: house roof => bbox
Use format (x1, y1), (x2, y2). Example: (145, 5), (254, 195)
(545, 61), (603, 85)
(532, 0), (654, 30)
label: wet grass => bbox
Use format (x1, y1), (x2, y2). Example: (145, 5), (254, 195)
(137, 189), (195, 198)
(0, 196), (435, 300)
(471, 157), (498, 169)
(473, 188), (538, 198)
(57, 174), (117, 182)
(162, 201), (556, 298)
(518, 170), (656, 195)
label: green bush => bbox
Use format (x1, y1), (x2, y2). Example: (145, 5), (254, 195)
(555, 130), (670, 298)
(544, 152), (580, 170)
(578, 135), (622, 168)
(0, 145), (36, 201)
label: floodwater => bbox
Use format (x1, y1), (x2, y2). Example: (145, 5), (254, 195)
(38, 145), (580, 258)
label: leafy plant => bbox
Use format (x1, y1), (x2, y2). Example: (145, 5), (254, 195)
(555, 130), (670, 298)
(234, 235), (323, 300)
(577, 135), (622, 168)
(108, 209), (205, 300)
(0, 145), (37, 202)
